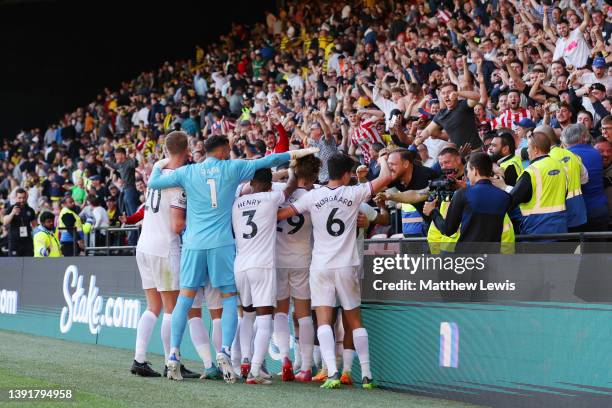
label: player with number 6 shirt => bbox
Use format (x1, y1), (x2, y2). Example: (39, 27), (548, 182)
(277, 152), (392, 389)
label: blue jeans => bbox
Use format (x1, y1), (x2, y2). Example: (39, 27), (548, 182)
(122, 187), (139, 216)
(122, 187), (139, 246)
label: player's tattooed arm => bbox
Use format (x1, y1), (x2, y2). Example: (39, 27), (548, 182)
(282, 165), (298, 199)
(370, 155), (393, 194)
(277, 205), (297, 221)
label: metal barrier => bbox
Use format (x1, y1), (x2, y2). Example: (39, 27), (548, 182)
(85, 226), (140, 256)
(364, 231), (612, 243)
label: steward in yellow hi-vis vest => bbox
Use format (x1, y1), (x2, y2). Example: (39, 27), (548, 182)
(427, 198), (458, 254)
(499, 154), (523, 180)
(509, 132), (568, 235)
(34, 212), (61, 257)
(549, 145), (587, 228)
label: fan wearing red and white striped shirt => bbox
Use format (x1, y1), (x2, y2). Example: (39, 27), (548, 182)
(491, 90), (530, 132)
(349, 111), (384, 165)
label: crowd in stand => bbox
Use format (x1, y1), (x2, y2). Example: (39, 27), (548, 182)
(1, 0), (612, 256)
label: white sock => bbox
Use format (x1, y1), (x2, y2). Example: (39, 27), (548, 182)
(353, 328), (372, 379)
(293, 340), (302, 370)
(313, 345), (321, 368)
(134, 310), (157, 363)
(317, 325), (338, 377)
(273, 313), (290, 360)
(239, 311), (256, 361)
(188, 317), (213, 369)
(298, 316), (314, 372)
(211, 318), (222, 353)
(251, 315), (272, 376)
(342, 348), (355, 373)
(231, 317), (241, 367)
(161, 313), (172, 361)
(335, 342), (344, 368)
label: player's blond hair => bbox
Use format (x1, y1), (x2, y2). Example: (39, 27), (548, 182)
(165, 131), (188, 155)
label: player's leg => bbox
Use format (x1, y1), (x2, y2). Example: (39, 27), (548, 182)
(293, 298), (314, 381)
(274, 267), (293, 381)
(340, 309), (355, 385)
(167, 249), (206, 380)
(246, 267), (276, 385)
(334, 309), (345, 378)
(159, 290), (178, 378)
(132, 251), (162, 377)
(311, 267), (341, 389)
(230, 306), (242, 376)
(335, 267), (374, 389)
(311, 309), (324, 381)
(291, 266), (314, 382)
(239, 305), (255, 378)
(292, 313), (301, 372)
(187, 289), (218, 379)
(205, 283), (223, 353)
(208, 245), (239, 383)
(131, 287), (162, 377)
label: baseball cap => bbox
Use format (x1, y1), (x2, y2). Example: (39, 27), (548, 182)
(514, 118), (536, 128)
(89, 175), (101, 181)
(590, 82), (606, 92)
(593, 56), (607, 68)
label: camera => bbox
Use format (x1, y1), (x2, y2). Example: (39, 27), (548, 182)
(427, 169), (458, 202)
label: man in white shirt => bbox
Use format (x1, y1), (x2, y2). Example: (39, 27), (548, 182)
(577, 57), (611, 96)
(549, 4), (591, 68)
(132, 131), (218, 381)
(278, 153), (392, 389)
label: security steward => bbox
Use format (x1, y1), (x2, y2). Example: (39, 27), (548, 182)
(492, 131), (568, 235)
(57, 196), (84, 256)
(33, 212), (62, 257)
(488, 131), (523, 233)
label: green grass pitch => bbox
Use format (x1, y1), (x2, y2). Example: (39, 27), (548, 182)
(0, 330), (481, 408)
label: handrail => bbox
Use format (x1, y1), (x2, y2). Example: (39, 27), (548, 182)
(84, 226), (141, 255)
(364, 231), (612, 244)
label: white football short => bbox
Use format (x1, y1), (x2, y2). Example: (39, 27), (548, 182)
(192, 286), (204, 308)
(204, 282), (223, 309)
(310, 267), (361, 310)
(236, 267), (276, 308)
(276, 267), (310, 300)
(136, 251), (180, 291)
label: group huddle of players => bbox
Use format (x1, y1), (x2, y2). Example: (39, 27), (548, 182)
(130, 130), (391, 389)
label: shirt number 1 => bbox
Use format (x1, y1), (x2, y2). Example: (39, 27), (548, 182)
(207, 179), (218, 208)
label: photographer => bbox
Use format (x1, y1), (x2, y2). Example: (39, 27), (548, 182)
(2, 188), (37, 256)
(423, 153), (511, 245)
(425, 147), (466, 246)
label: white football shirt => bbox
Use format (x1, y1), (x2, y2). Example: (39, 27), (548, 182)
(136, 168), (186, 257)
(232, 190), (286, 272)
(273, 183), (317, 269)
(291, 182), (373, 270)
